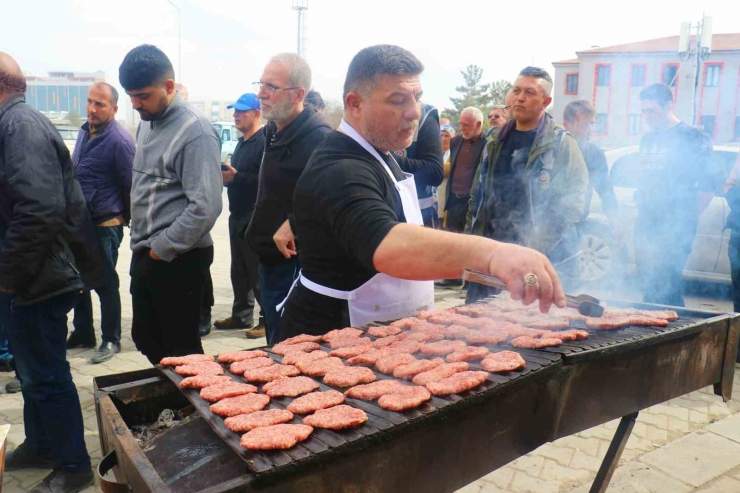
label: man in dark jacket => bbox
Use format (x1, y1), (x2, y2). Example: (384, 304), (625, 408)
(245, 53), (332, 344)
(67, 82), (135, 364)
(394, 104), (444, 227)
(216, 93), (266, 338)
(0, 52), (104, 493)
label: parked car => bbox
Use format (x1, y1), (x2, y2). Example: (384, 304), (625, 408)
(55, 125), (79, 154)
(578, 144), (740, 284)
(213, 121), (241, 164)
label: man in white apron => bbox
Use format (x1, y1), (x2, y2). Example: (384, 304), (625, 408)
(278, 45), (565, 341)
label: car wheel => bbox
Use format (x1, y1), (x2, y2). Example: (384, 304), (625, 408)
(577, 223), (626, 283)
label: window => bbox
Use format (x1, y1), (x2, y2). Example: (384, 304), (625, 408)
(221, 128), (231, 142)
(565, 74), (578, 94)
(662, 65), (678, 87)
(595, 113), (608, 134)
(596, 66), (611, 86)
(631, 66), (646, 87)
(628, 114), (641, 135)
(701, 116), (716, 137)
(705, 65), (721, 87)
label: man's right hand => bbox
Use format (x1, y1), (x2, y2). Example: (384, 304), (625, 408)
(486, 242), (566, 313)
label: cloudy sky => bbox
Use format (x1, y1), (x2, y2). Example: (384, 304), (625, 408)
(2, 0), (736, 122)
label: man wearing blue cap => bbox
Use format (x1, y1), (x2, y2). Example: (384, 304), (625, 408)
(216, 93), (267, 338)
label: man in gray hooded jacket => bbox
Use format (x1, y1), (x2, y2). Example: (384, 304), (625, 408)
(119, 45), (222, 365)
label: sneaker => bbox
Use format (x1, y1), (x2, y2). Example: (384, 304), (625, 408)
(66, 331), (96, 350)
(5, 441), (53, 471)
(245, 324), (266, 339)
(90, 342), (121, 364)
(5, 378), (21, 393)
(214, 316), (250, 330)
(199, 311), (212, 337)
(30, 468), (94, 493)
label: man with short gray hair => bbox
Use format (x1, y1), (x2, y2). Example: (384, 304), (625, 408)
(244, 53), (331, 343)
(278, 45), (566, 339)
(442, 106), (486, 239)
(466, 66), (588, 302)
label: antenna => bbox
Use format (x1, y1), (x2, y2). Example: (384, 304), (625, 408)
(292, 0), (308, 58)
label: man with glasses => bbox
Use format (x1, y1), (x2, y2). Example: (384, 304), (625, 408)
(486, 105), (507, 138)
(244, 53), (331, 344)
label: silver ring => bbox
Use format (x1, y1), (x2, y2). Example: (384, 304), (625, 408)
(524, 273), (538, 286)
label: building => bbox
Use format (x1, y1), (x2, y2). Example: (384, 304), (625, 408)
(189, 99), (236, 122)
(25, 71), (105, 120)
(552, 33), (740, 148)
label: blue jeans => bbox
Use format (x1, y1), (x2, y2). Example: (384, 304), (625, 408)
(73, 225), (123, 344)
(2, 291), (91, 473)
(0, 313), (10, 363)
(259, 256), (300, 345)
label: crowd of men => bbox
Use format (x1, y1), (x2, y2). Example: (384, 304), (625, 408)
(0, 41), (726, 491)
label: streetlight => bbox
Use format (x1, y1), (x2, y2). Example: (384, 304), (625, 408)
(166, 0), (181, 81)
(678, 15), (712, 127)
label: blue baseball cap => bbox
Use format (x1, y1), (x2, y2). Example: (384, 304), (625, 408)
(227, 93), (260, 111)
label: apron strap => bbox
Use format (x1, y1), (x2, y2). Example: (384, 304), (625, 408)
(300, 275), (357, 301)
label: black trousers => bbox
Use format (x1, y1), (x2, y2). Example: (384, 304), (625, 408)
(229, 215), (262, 324)
(446, 193), (470, 233)
(131, 246), (214, 365)
(730, 231), (740, 362)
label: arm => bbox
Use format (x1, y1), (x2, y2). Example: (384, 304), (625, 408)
(394, 115), (444, 187)
(149, 134), (224, 261)
(373, 224), (565, 312)
(464, 145), (488, 233)
(556, 134), (588, 223)
(115, 136), (135, 224)
(0, 122), (67, 291)
(589, 147), (619, 218)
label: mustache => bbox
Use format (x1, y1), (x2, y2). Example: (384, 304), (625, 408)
(399, 120), (418, 132)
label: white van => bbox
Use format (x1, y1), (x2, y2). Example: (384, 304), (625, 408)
(213, 121), (241, 164)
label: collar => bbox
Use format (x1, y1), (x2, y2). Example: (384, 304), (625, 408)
(0, 92), (25, 118)
(85, 119), (114, 138)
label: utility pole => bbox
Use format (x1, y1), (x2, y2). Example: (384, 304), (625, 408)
(678, 15), (712, 126)
(293, 0), (308, 58)
(166, 0), (182, 81)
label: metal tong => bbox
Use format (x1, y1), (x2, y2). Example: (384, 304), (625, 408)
(461, 268), (605, 317)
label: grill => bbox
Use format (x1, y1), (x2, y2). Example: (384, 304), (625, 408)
(93, 300), (740, 493)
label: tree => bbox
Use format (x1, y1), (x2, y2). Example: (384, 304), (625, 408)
(322, 99), (343, 129)
(66, 110), (82, 127)
(441, 65), (492, 132)
(489, 80), (513, 107)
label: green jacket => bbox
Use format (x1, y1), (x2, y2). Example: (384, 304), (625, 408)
(465, 113), (588, 266)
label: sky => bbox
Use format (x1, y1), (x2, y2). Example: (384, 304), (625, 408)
(2, 0), (737, 123)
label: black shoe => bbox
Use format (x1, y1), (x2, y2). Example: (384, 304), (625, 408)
(199, 312), (212, 337)
(66, 331), (96, 349)
(5, 377), (21, 393)
(434, 279), (463, 288)
(90, 342), (121, 364)
(30, 468), (94, 493)
(5, 441), (54, 471)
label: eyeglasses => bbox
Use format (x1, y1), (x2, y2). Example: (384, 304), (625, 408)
(252, 81), (300, 96)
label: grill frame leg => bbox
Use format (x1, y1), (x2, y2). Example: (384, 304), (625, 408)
(589, 412), (639, 493)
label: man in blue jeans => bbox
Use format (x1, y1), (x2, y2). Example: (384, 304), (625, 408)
(0, 52), (105, 493)
(68, 82), (134, 364)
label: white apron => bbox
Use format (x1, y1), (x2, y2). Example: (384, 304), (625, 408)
(277, 119), (434, 327)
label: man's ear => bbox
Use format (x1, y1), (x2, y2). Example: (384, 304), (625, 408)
(344, 91), (363, 118)
(163, 79), (176, 95)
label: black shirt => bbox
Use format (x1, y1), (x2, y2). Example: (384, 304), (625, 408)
(490, 129), (536, 244)
(580, 141), (618, 220)
(226, 129), (265, 232)
(281, 130), (406, 336)
(636, 122), (712, 230)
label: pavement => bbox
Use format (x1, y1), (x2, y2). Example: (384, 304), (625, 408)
(2, 197), (740, 492)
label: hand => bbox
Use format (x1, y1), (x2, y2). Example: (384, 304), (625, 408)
(486, 242), (566, 313)
(149, 249), (162, 261)
(273, 220), (297, 259)
(222, 163), (237, 185)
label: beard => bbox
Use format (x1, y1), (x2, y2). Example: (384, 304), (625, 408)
(361, 112), (418, 153)
(260, 97), (294, 123)
(138, 94), (170, 121)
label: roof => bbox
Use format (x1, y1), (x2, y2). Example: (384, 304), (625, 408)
(553, 32), (740, 64)
(553, 58), (580, 65)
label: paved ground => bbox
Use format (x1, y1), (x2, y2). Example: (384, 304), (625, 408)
(2, 196), (740, 492)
